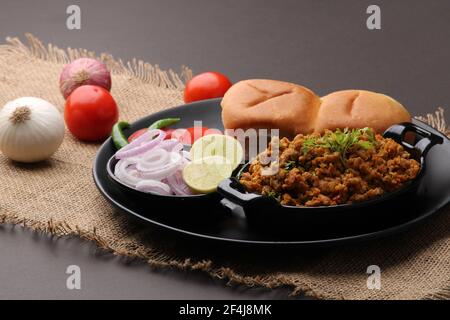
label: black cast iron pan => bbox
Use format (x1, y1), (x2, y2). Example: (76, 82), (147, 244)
(217, 122), (444, 231)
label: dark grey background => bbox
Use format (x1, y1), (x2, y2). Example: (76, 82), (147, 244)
(0, 0), (448, 299)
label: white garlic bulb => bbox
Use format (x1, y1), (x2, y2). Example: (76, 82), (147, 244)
(0, 97), (65, 163)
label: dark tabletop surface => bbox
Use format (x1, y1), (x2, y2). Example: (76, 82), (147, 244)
(0, 0), (448, 299)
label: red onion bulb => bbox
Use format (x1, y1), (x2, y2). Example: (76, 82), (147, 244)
(59, 58), (112, 99)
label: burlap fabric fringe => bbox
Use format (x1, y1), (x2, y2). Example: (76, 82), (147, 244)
(0, 34), (448, 300)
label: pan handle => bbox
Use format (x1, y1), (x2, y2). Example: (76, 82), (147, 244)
(384, 122), (443, 159)
(217, 177), (264, 207)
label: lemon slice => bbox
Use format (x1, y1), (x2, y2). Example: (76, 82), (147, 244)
(190, 134), (243, 170)
(182, 155), (233, 194)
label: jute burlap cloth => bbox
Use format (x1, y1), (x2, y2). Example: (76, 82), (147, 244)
(0, 34), (449, 300)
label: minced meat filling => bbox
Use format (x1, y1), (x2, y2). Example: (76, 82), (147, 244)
(239, 128), (420, 207)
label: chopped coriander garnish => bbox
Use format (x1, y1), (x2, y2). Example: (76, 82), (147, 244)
(301, 127), (376, 164)
(266, 190), (281, 201)
(301, 137), (318, 155)
(284, 160), (297, 171)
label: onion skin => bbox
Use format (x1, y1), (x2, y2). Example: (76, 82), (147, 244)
(59, 58), (112, 99)
(0, 97), (65, 163)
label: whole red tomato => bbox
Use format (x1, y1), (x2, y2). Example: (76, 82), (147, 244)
(184, 72), (232, 103)
(65, 85), (119, 142)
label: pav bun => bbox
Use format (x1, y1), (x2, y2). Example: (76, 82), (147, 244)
(221, 79), (411, 135)
(221, 79), (321, 137)
(314, 90), (411, 134)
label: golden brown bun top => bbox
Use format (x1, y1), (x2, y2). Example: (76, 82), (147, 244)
(221, 79), (321, 136)
(221, 80), (411, 136)
(314, 90), (411, 134)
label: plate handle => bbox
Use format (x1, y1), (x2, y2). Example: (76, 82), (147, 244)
(217, 177), (263, 207)
(384, 122), (443, 159)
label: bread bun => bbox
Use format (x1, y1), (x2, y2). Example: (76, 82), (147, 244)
(221, 80), (411, 136)
(314, 90), (411, 134)
(221, 79), (321, 137)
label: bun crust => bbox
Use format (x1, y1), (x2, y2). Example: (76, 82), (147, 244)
(221, 79), (321, 137)
(314, 90), (411, 134)
(221, 80), (411, 135)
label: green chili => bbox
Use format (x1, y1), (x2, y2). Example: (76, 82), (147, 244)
(112, 121), (130, 150)
(149, 118), (180, 130)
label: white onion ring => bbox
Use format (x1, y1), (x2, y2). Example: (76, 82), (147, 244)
(115, 129), (166, 159)
(112, 126), (199, 196)
(123, 128), (159, 148)
(182, 150), (191, 161)
(136, 148), (170, 171)
(114, 159), (141, 187)
(167, 171), (193, 195)
(158, 139), (182, 152)
(138, 152), (182, 180)
(135, 180), (172, 195)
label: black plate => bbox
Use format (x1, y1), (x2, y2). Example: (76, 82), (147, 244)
(93, 98), (450, 247)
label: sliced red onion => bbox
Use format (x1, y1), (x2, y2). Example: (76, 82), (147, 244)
(115, 129), (166, 159)
(158, 139), (182, 152)
(167, 171), (193, 195)
(138, 152), (182, 180)
(113, 130), (198, 196)
(182, 150), (191, 160)
(124, 128), (160, 149)
(171, 143), (184, 154)
(114, 159), (141, 187)
(136, 148), (170, 171)
(135, 180), (172, 195)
